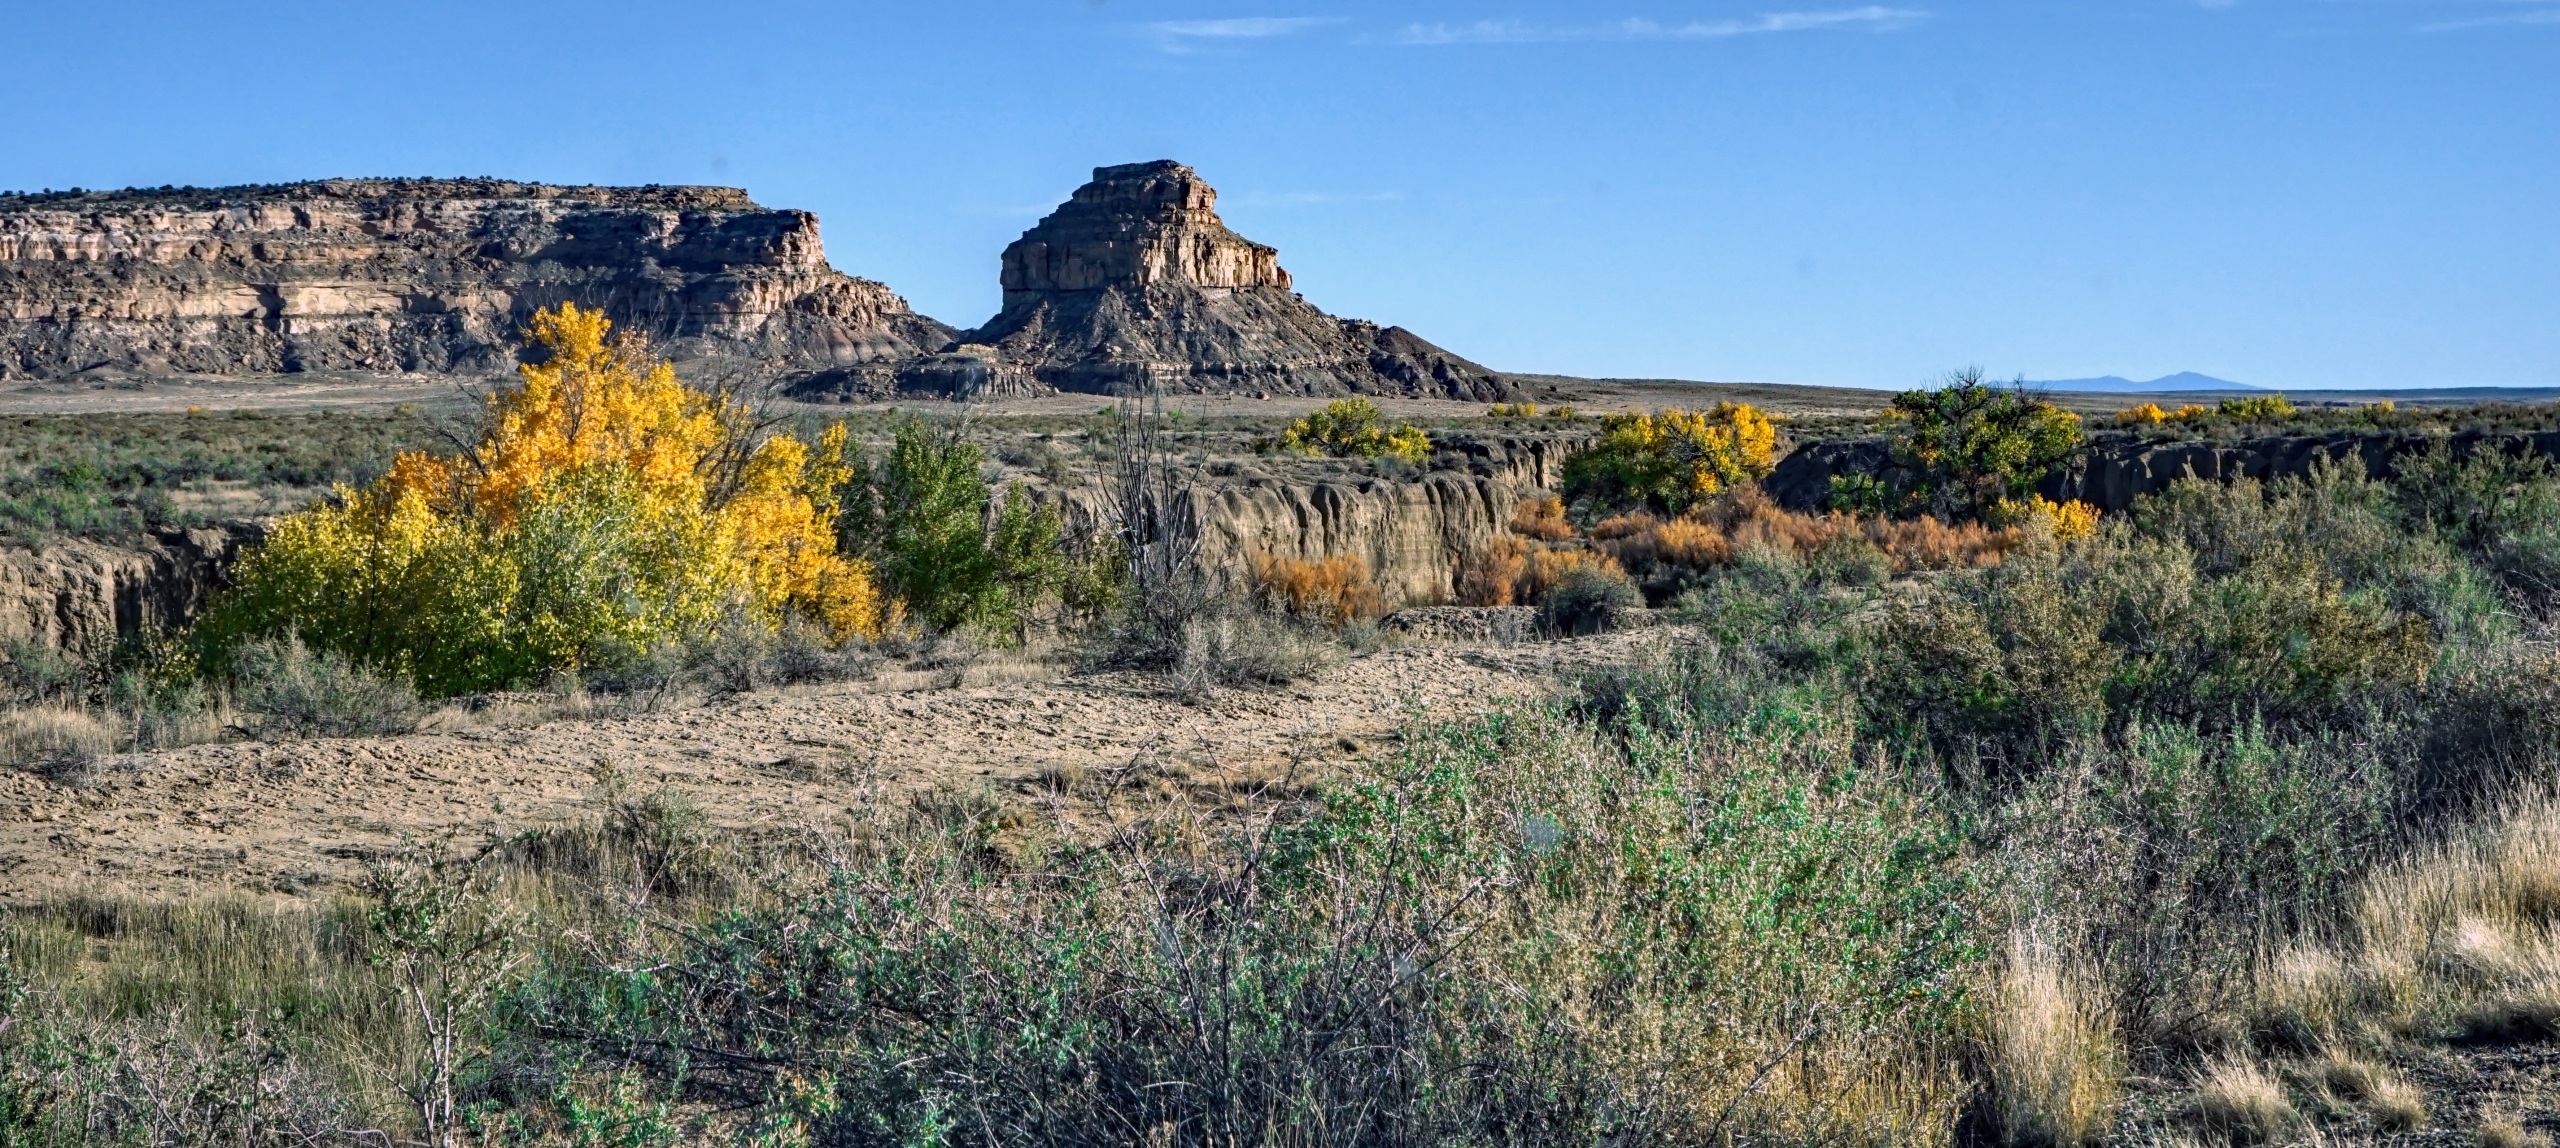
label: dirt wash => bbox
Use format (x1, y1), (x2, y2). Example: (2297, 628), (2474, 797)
(0, 631), (1665, 903)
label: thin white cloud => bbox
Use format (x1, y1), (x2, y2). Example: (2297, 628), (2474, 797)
(1227, 190), (1406, 206)
(1144, 16), (1341, 52)
(1394, 7), (1928, 45)
(2419, 5), (2560, 29)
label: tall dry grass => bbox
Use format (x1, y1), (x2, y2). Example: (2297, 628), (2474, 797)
(1978, 933), (2124, 1148)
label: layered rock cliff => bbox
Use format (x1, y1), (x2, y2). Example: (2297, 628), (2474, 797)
(0, 180), (954, 381)
(1042, 433), (1583, 603)
(0, 524), (258, 658)
(789, 161), (1519, 402)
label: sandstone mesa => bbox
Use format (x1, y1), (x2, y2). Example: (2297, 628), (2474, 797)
(0, 163), (1516, 400)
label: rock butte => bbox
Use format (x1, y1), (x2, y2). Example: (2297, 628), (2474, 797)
(796, 160), (1520, 401)
(0, 164), (1517, 400)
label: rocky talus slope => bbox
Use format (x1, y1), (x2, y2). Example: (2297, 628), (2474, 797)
(794, 161), (1520, 402)
(0, 180), (953, 381)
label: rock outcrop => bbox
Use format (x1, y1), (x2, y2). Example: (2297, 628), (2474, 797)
(0, 180), (954, 381)
(1044, 433), (1584, 604)
(0, 524), (260, 658)
(790, 161), (1518, 402)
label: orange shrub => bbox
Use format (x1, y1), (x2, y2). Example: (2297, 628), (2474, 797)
(1595, 513), (1734, 573)
(1860, 516), (2018, 571)
(1466, 481), (2043, 603)
(1519, 546), (1623, 604)
(1457, 536), (1530, 606)
(1512, 496), (1577, 542)
(1251, 552), (1388, 624)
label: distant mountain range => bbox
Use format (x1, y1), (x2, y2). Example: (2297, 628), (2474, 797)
(2026, 372), (2261, 393)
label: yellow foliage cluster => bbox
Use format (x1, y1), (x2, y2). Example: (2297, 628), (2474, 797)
(206, 304), (881, 695)
(1274, 398), (1432, 463)
(1567, 403), (1778, 513)
(1987, 494), (2102, 541)
(1488, 402), (1540, 418)
(2116, 402), (2211, 425)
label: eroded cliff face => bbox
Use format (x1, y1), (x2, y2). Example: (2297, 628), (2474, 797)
(0, 525), (258, 659)
(807, 161), (1521, 402)
(1189, 436), (1582, 603)
(0, 180), (954, 381)
(1763, 428), (2560, 515)
(1045, 434), (1584, 604)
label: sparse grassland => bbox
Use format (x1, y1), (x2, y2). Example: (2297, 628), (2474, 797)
(7, 379), (2560, 1145)
(0, 407), (438, 541)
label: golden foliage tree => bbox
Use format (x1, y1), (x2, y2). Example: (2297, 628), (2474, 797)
(1564, 403), (1779, 514)
(203, 303), (881, 695)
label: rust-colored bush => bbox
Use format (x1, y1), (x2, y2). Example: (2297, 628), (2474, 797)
(1251, 552), (1388, 624)
(1511, 496), (1578, 542)
(1860, 515), (2019, 571)
(1455, 532), (1624, 607)
(1596, 514), (1734, 574)
(1456, 536), (1530, 607)
(1476, 483), (2030, 601)
(1520, 546), (1622, 604)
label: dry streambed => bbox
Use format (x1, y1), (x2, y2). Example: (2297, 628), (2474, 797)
(0, 633), (1657, 902)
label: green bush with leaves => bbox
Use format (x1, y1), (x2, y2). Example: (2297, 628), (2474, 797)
(2215, 394), (2298, 421)
(511, 687), (1975, 1147)
(1837, 368), (2086, 521)
(839, 418), (1084, 638)
(1271, 398), (1431, 462)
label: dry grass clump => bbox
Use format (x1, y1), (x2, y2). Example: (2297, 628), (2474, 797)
(2190, 1055), (2295, 1143)
(1979, 934), (2124, 1147)
(1494, 487), (2023, 604)
(2250, 943), (2358, 1051)
(2309, 1051), (2425, 1131)
(1862, 512), (2022, 570)
(2348, 796), (2560, 1041)
(2481, 1114), (2555, 1148)
(1249, 552), (1387, 623)
(0, 704), (116, 768)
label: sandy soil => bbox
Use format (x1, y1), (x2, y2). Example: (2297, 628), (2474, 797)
(0, 631), (1663, 903)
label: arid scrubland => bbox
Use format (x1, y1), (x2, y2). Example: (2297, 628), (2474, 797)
(5, 353), (2560, 1147)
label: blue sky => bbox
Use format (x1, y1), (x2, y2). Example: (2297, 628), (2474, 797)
(2, 1), (2552, 390)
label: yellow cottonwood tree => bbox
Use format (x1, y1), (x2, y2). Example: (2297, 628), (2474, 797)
(204, 303), (882, 695)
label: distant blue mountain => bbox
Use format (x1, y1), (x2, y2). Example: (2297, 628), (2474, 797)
(2027, 372), (2261, 393)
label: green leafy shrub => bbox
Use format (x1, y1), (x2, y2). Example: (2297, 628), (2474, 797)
(1562, 403), (1778, 514)
(229, 635), (424, 740)
(1537, 561), (1643, 635)
(838, 418), (1080, 639)
(1271, 398), (1431, 462)
(2216, 394), (2298, 421)
(1845, 369), (2086, 521)
(513, 689), (1975, 1147)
